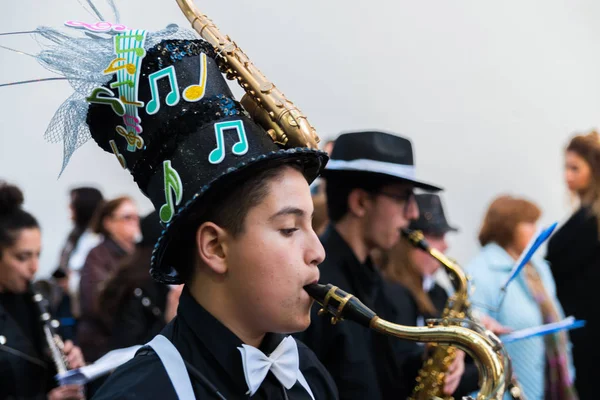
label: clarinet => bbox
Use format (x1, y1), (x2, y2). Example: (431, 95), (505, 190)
(29, 282), (70, 375)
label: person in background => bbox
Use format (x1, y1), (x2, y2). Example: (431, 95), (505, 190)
(467, 195), (577, 400)
(0, 181), (85, 400)
(546, 130), (600, 400)
(60, 187), (104, 319)
(296, 131), (465, 400)
(77, 196), (140, 362)
(311, 140), (335, 235)
(100, 211), (182, 351)
(379, 193), (504, 399)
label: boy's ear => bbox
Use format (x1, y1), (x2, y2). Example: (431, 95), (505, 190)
(347, 188), (370, 218)
(195, 221), (229, 274)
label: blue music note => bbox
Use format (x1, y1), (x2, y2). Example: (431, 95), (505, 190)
(159, 160), (183, 223)
(209, 120), (249, 164)
(145, 66), (180, 115)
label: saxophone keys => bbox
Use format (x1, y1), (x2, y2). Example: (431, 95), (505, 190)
(0, 335), (6, 345)
(286, 115), (298, 127)
(51, 320), (60, 329)
(222, 43), (236, 54)
(259, 82), (274, 94)
(266, 129), (278, 143)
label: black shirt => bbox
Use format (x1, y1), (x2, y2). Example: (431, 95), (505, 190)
(0, 292), (56, 400)
(546, 206), (600, 400)
(92, 288), (338, 399)
(295, 225), (422, 400)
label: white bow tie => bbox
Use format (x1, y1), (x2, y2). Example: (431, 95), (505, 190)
(238, 336), (315, 399)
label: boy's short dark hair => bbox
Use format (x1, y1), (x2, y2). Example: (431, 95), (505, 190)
(172, 162), (303, 283)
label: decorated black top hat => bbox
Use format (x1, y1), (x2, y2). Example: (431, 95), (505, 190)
(322, 131), (441, 191)
(36, 23), (327, 284)
(409, 193), (458, 235)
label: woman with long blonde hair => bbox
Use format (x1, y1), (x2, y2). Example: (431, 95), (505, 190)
(546, 130), (600, 400)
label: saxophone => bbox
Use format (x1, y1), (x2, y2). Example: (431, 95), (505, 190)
(29, 283), (69, 376)
(401, 228), (525, 400)
(175, 0), (320, 150)
(305, 283), (507, 400)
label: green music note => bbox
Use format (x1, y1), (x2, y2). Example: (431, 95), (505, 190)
(86, 87), (125, 116)
(209, 120), (249, 164)
(114, 34), (146, 57)
(160, 160), (183, 223)
(146, 66), (181, 115)
(110, 80), (134, 89)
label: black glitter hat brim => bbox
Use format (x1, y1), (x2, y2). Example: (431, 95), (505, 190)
(150, 148), (328, 284)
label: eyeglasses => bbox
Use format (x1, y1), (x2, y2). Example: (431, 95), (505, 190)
(373, 189), (416, 214)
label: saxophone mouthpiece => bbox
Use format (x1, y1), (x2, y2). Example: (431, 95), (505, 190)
(401, 228), (430, 252)
(303, 283), (330, 302)
(304, 283), (376, 328)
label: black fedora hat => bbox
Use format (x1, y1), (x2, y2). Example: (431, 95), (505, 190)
(410, 193), (458, 235)
(321, 131), (441, 191)
(40, 26), (327, 284)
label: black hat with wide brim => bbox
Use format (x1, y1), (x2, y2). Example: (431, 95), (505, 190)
(321, 131), (441, 192)
(86, 36), (327, 284)
(410, 193), (458, 235)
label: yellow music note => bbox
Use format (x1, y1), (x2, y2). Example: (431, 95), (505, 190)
(103, 57), (136, 75)
(183, 53), (208, 102)
(120, 96), (144, 108)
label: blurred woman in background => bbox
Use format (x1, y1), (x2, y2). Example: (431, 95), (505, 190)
(0, 181), (85, 400)
(546, 130), (600, 399)
(100, 211), (181, 351)
(77, 196), (140, 362)
(59, 187), (104, 319)
(467, 195), (576, 400)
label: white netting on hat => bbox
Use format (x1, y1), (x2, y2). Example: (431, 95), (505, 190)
(33, 21), (199, 174)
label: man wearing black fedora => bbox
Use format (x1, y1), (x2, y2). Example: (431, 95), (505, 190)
(296, 131), (466, 399)
(34, 19), (338, 399)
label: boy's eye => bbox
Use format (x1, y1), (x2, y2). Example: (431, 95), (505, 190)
(280, 228), (299, 237)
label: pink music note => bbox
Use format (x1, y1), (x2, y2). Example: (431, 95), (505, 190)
(123, 115), (142, 133)
(64, 20), (129, 33)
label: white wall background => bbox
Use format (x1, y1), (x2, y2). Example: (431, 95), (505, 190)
(1, 0), (599, 277)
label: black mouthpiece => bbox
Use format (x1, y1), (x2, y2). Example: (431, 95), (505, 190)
(304, 283), (376, 328)
(401, 228), (430, 252)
